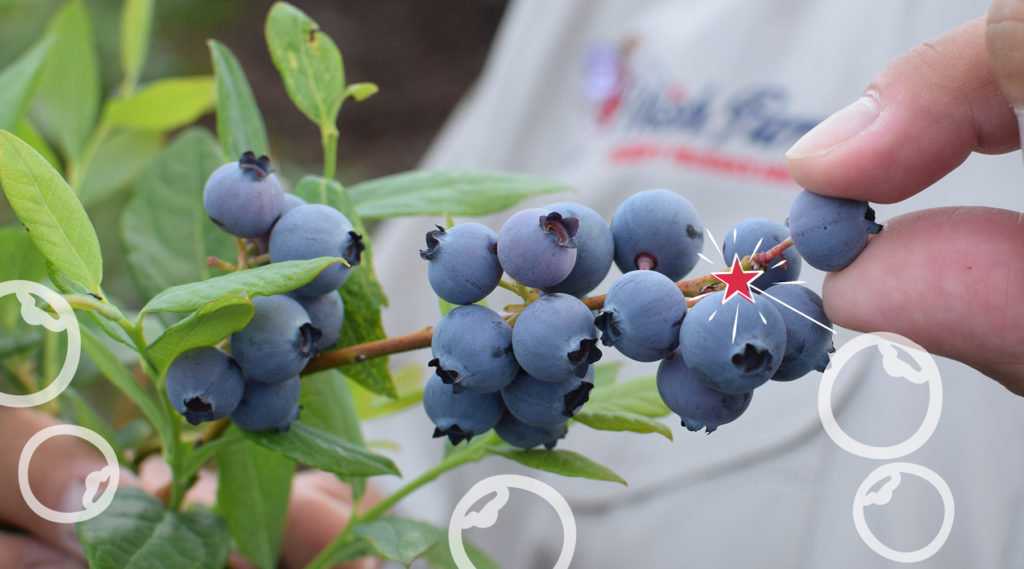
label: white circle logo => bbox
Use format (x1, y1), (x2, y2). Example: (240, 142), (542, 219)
(818, 332), (941, 460)
(852, 462), (955, 563)
(449, 474), (576, 569)
(0, 280), (80, 408)
(18, 424), (121, 524)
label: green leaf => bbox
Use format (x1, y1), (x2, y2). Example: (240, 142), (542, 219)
(80, 326), (168, 444)
(486, 445), (626, 485)
(301, 368), (370, 500)
(424, 537), (502, 569)
(0, 224), (47, 329)
(208, 39), (269, 159)
(351, 364), (423, 420)
(592, 361), (622, 388)
(294, 176), (394, 398)
(265, 2), (345, 130)
(0, 130), (103, 293)
(59, 387), (123, 459)
(573, 409), (672, 440)
(138, 257), (345, 321)
(347, 170), (569, 220)
(34, 0), (100, 161)
(12, 119), (61, 173)
(216, 437), (295, 569)
(146, 295), (254, 376)
(106, 76), (215, 132)
(352, 517), (443, 567)
(345, 82), (378, 102)
(586, 375), (670, 418)
(78, 487), (230, 569)
(119, 0), (153, 92)
(121, 128), (235, 302)
(79, 129), (163, 205)
(244, 421), (399, 478)
(0, 36), (54, 131)
(575, 373), (672, 439)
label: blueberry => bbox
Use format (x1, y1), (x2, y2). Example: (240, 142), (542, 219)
(657, 349), (753, 433)
(610, 189), (704, 280)
(203, 151), (285, 238)
(230, 375), (302, 432)
(542, 202), (614, 297)
(287, 290), (344, 352)
(788, 190), (882, 272)
(497, 208), (579, 288)
(494, 412), (568, 449)
(501, 368), (593, 427)
(229, 295), (320, 383)
(420, 223), (502, 305)
(422, 373), (505, 444)
(680, 290), (787, 393)
(165, 346), (245, 425)
(595, 270), (686, 362)
(512, 293), (602, 382)
(281, 193), (307, 214)
(428, 304), (518, 393)
(762, 284), (834, 380)
(269, 204), (365, 297)
(722, 217), (802, 288)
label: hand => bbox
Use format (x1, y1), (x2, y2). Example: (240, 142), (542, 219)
(785, 9), (1024, 394)
(0, 408), (379, 569)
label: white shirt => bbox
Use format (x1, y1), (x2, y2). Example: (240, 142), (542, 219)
(369, 1), (1024, 567)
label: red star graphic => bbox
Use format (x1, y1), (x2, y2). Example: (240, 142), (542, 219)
(711, 256), (763, 303)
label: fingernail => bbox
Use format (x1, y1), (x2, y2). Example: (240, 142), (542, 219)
(57, 481), (87, 558)
(786, 93), (880, 158)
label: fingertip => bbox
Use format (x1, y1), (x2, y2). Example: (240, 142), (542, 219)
(822, 207), (1024, 390)
(988, 0), (1024, 108)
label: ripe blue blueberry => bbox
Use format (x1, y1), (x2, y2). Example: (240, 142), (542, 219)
(428, 304), (518, 393)
(501, 369), (593, 427)
(269, 204), (365, 297)
(281, 193), (307, 214)
(165, 346), (245, 425)
(722, 217), (802, 288)
(422, 373), (505, 444)
(512, 293), (602, 382)
(497, 208), (579, 288)
(657, 349), (753, 433)
(610, 189), (704, 280)
(542, 202), (614, 297)
(494, 412), (568, 449)
(420, 223), (502, 305)
(230, 295), (320, 383)
(203, 151), (285, 238)
(788, 190), (882, 271)
(287, 290), (344, 352)
(595, 270), (686, 362)
(230, 375), (302, 432)
(762, 284), (834, 380)
(680, 290), (787, 393)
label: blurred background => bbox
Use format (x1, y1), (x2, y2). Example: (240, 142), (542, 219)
(0, 0), (507, 180)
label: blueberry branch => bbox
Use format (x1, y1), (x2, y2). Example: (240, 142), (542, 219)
(301, 240), (797, 372)
(302, 327), (435, 374)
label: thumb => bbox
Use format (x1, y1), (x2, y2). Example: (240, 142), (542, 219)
(0, 409), (139, 559)
(822, 206), (1024, 393)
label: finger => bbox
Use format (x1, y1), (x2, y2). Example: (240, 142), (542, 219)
(0, 531), (86, 569)
(786, 17), (1019, 203)
(822, 206), (1024, 392)
(280, 472), (380, 569)
(0, 409), (139, 559)
(137, 455), (217, 507)
(988, 0), (1024, 108)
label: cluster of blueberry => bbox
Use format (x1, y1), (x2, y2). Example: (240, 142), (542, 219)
(420, 188), (881, 446)
(164, 152), (363, 432)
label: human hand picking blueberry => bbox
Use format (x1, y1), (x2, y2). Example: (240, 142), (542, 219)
(786, 5), (1024, 393)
